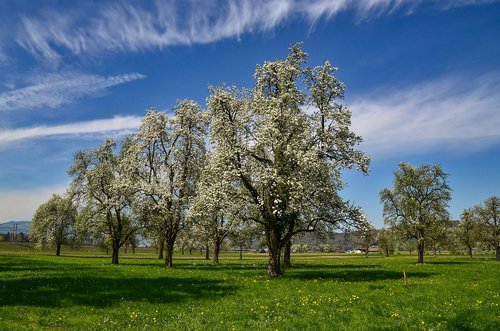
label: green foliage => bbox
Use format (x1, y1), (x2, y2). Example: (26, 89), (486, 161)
(426, 218), (455, 255)
(0, 253), (498, 330)
(353, 217), (376, 256)
(473, 196), (500, 260)
(380, 163), (452, 263)
(454, 209), (481, 258)
(377, 228), (398, 256)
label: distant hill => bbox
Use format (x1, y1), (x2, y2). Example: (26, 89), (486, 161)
(0, 221), (31, 234)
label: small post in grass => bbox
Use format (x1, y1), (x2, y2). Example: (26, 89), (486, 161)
(403, 271), (408, 285)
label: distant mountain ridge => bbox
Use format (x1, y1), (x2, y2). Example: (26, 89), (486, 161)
(0, 221), (31, 234)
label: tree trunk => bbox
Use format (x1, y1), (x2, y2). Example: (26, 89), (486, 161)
(468, 245), (473, 259)
(385, 247), (389, 257)
(283, 240), (291, 268)
(158, 239), (164, 260)
(205, 243), (210, 260)
(417, 240), (425, 264)
(56, 243), (61, 256)
(112, 244), (119, 265)
(267, 229), (282, 276)
(164, 240), (174, 268)
(239, 247), (243, 260)
(496, 245), (500, 261)
(213, 240), (220, 265)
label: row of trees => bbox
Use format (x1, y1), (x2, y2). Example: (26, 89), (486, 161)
(30, 44), (499, 272)
(31, 44), (370, 275)
(379, 163), (499, 262)
(0, 232), (29, 242)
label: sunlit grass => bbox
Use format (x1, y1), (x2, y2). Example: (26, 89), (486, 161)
(0, 248), (498, 330)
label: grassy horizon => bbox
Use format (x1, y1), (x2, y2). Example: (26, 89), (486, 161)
(0, 248), (498, 330)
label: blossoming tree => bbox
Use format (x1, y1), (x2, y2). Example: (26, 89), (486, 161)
(30, 194), (77, 256)
(124, 101), (207, 267)
(189, 152), (249, 264)
(68, 139), (139, 264)
(206, 44), (369, 275)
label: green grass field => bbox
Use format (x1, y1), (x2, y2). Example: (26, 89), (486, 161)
(0, 245), (498, 330)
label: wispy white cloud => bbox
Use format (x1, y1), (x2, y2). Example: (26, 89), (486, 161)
(0, 72), (145, 111)
(15, 0), (292, 62)
(12, 0), (498, 62)
(0, 183), (68, 222)
(300, 0), (408, 23)
(0, 116), (142, 146)
(349, 73), (500, 158)
(300, 0), (499, 22)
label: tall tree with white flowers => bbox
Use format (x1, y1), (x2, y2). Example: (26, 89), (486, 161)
(30, 194), (77, 256)
(189, 152), (246, 264)
(124, 101), (207, 267)
(207, 44), (369, 276)
(68, 139), (139, 264)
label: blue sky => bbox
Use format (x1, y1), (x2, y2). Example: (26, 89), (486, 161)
(1, 0), (499, 228)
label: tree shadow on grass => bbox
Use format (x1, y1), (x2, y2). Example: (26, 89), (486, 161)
(289, 263), (379, 270)
(0, 275), (237, 308)
(0, 257), (96, 273)
(168, 262), (380, 272)
(425, 261), (471, 265)
(287, 268), (436, 282)
(171, 262), (268, 271)
(141, 262), (382, 279)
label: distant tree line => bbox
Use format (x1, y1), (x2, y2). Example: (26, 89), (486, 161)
(0, 232), (29, 243)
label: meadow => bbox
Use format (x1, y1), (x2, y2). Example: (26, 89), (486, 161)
(0, 244), (498, 330)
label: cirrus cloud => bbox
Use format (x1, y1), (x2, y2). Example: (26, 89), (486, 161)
(0, 115), (142, 146)
(349, 73), (500, 158)
(10, 0), (499, 63)
(0, 72), (145, 112)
